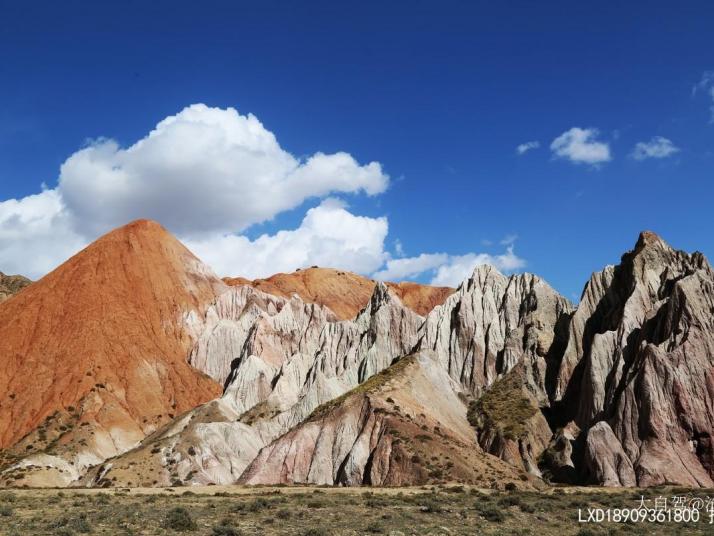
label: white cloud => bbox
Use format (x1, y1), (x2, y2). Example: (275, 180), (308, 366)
(500, 234), (518, 246)
(0, 104), (528, 288)
(516, 141), (540, 155)
(58, 104), (389, 237)
(431, 248), (526, 287)
(693, 72), (714, 122)
(184, 199), (389, 279)
(373, 246), (525, 287)
(373, 253), (449, 281)
(0, 104), (390, 278)
(630, 136), (679, 160)
(0, 190), (86, 278)
(550, 127), (611, 165)
(394, 239), (405, 257)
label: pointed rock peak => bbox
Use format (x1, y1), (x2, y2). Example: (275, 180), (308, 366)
(471, 264), (504, 280)
(370, 280), (393, 306)
(94, 219), (176, 247)
(60, 218), (222, 288)
(462, 264), (507, 291)
(0, 218), (224, 450)
(633, 230), (671, 253)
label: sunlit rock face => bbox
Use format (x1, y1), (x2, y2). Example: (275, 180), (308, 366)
(558, 232), (714, 487)
(5, 222), (713, 490)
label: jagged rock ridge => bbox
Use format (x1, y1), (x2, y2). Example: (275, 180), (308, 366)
(224, 266), (454, 320)
(2, 225), (713, 490)
(241, 351), (536, 488)
(0, 272), (31, 303)
(553, 231), (714, 486)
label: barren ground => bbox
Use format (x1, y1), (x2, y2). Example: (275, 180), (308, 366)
(0, 485), (713, 535)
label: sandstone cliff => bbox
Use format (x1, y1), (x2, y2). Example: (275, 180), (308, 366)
(82, 281), (425, 487)
(3, 225), (713, 490)
(224, 266), (453, 319)
(0, 220), (224, 486)
(552, 231), (714, 487)
(241, 351), (534, 488)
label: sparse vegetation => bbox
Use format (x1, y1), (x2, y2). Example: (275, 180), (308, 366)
(468, 370), (538, 440)
(307, 354), (417, 421)
(163, 506), (197, 531)
(0, 485), (706, 535)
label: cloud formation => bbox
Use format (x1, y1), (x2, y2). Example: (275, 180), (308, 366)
(184, 199), (389, 279)
(550, 127), (611, 165)
(0, 104), (527, 286)
(516, 141), (540, 155)
(630, 136), (679, 160)
(693, 71), (714, 122)
(59, 104), (388, 237)
(0, 189), (85, 278)
(373, 247), (525, 287)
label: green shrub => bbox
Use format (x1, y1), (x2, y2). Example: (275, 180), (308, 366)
(163, 507), (197, 531)
(365, 520), (384, 533)
(0, 504), (12, 517)
(247, 498), (271, 512)
(211, 524), (241, 536)
(301, 530), (328, 536)
(498, 495), (522, 507)
(519, 502), (536, 513)
(48, 513), (92, 534)
(478, 505), (505, 522)
(419, 499), (443, 513)
(575, 530), (598, 536)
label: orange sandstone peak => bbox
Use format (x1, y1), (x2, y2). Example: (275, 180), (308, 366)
(0, 219), (224, 450)
(224, 266), (453, 319)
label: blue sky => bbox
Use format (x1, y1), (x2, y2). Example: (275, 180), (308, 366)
(1, 1), (713, 299)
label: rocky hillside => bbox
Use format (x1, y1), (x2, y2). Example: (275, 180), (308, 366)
(224, 266), (453, 319)
(551, 231), (714, 487)
(0, 220), (225, 486)
(82, 281), (425, 487)
(241, 351), (535, 488)
(2, 226), (712, 490)
(0, 272), (31, 302)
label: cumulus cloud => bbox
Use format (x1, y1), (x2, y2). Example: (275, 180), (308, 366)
(516, 141), (540, 155)
(0, 190), (86, 278)
(550, 127), (611, 165)
(0, 104), (392, 278)
(184, 199), (389, 279)
(58, 104), (388, 237)
(374, 247), (525, 287)
(630, 136), (679, 160)
(430, 248), (526, 287)
(693, 71), (714, 122)
(372, 253), (449, 281)
(0, 103), (528, 286)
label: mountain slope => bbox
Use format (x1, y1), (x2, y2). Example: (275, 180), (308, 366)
(82, 282), (425, 487)
(224, 266), (453, 319)
(241, 351), (534, 487)
(0, 220), (224, 486)
(552, 231), (714, 487)
(0, 272), (31, 303)
(4, 225), (712, 490)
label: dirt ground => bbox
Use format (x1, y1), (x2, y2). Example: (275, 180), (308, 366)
(0, 484), (712, 535)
